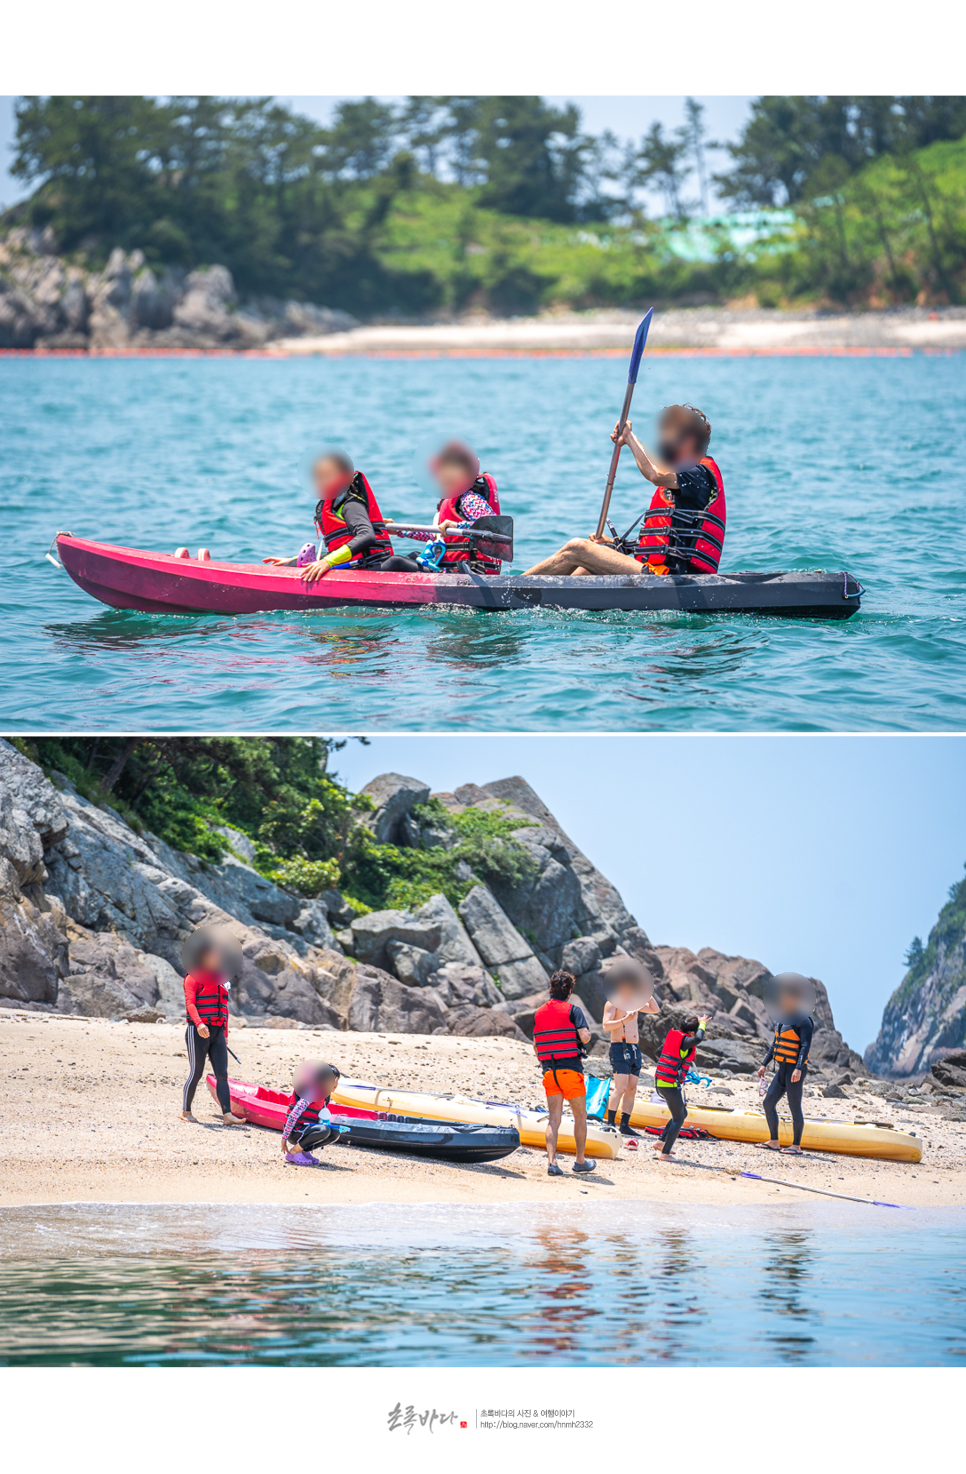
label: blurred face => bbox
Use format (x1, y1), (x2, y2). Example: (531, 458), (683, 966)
(313, 455), (351, 500)
(779, 988), (801, 1016)
(198, 945), (222, 976)
(658, 416), (697, 466)
(434, 456), (473, 497)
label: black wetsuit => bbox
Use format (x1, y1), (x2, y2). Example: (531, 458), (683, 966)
(761, 1016), (813, 1146)
(183, 1023), (230, 1114)
(320, 485), (422, 571)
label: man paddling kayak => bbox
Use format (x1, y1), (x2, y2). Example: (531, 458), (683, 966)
(265, 450), (423, 580)
(524, 404), (726, 579)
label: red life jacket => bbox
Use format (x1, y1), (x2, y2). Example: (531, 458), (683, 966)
(532, 997), (583, 1068)
(654, 1027), (698, 1086)
(636, 456), (726, 575)
(185, 971), (229, 1029)
(437, 473), (502, 574)
(316, 472), (394, 565)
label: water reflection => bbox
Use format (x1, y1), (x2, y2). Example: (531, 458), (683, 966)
(756, 1231), (818, 1362)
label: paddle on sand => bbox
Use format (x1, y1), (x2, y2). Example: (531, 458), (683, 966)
(595, 307), (654, 540)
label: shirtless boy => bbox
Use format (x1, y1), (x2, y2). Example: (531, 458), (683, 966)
(602, 960), (660, 1136)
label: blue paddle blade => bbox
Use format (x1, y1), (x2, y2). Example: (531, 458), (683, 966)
(627, 307), (654, 385)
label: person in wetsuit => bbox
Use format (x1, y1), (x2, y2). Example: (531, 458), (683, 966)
(653, 1013), (709, 1160)
(757, 973), (815, 1154)
(265, 450), (422, 579)
(181, 938), (246, 1126)
(282, 1062), (346, 1167)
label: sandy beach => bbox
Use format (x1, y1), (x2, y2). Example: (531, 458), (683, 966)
(271, 306), (966, 356)
(2, 1013), (963, 1211)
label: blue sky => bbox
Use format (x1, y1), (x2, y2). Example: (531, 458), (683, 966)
(328, 735), (966, 1057)
(0, 95), (753, 212)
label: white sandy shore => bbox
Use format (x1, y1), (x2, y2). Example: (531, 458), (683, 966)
(2, 1014), (964, 1211)
(272, 306), (966, 356)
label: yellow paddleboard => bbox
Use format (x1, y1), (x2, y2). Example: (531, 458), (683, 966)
(629, 1098), (922, 1163)
(332, 1080), (623, 1159)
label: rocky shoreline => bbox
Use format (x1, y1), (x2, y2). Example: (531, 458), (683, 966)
(3, 228), (965, 354)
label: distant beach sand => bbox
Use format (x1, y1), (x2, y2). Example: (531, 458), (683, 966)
(3, 307), (965, 359)
(2, 1014), (962, 1211)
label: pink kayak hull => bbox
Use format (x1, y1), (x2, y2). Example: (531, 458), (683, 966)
(56, 534), (441, 615)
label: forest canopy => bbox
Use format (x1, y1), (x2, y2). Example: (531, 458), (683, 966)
(5, 94), (966, 309)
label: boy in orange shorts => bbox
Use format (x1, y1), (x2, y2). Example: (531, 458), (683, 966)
(532, 970), (595, 1177)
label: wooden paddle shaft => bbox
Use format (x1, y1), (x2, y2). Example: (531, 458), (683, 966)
(596, 380), (636, 538)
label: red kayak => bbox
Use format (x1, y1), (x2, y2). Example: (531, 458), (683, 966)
(54, 534), (863, 618)
(207, 1075), (520, 1163)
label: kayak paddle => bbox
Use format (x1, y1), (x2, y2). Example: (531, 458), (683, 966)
(595, 308), (654, 539)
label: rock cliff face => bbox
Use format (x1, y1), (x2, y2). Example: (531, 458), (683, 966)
(0, 229), (356, 350)
(0, 744), (862, 1071)
(865, 869), (966, 1077)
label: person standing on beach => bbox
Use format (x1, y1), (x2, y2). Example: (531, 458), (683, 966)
(532, 971), (597, 1178)
(602, 960), (660, 1136)
(757, 973), (815, 1155)
(181, 938), (245, 1126)
(653, 1014), (709, 1160)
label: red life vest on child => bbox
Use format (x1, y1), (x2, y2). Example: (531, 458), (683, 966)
(286, 1093), (330, 1130)
(532, 997), (583, 1067)
(636, 456), (726, 575)
(654, 1027), (698, 1086)
(316, 472), (394, 565)
(184, 972), (229, 1029)
(437, 473), (502, 574)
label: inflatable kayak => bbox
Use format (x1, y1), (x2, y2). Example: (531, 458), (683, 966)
(54, 535), (863, 619)
(628, 1097), (921, 1163)
(331, 1079), (622, 1159)
(207, 1076), (520, 1163)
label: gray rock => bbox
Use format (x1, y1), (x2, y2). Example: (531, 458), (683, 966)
(386, 940), (437, 987)
(932, 1052), (966, 1089)
(172, 265), (237, 341)
(187, 855), (301, 931)
(213, 825), (258, 865)
(695, 1037), (762, 1075)
(561, 936), (601, 978)
(138, 952), (185, 1017)
(321, 889), (357, 926)
(350, 909), (441, 969)
(291, 899), (340, 952)
(457, 885), (549, 999)
(347, 968), (447, 1035)
(444, 1006), (528, 1041)
(822, 1082), (849, 1099)
(359, 773), (431, 844)
(429, 961), (503, 1010)
(414, 894), (483, 971)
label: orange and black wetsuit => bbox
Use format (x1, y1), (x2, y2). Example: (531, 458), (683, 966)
(761, 1016), (813, 1145)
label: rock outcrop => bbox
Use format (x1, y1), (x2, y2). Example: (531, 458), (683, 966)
(0, 229), (356, 351)
(0, 743), (863, 1067)
(866, 868), (966, 1077)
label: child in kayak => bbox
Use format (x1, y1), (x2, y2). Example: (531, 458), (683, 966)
(265, 450), (422, 580)
(282, 1061), (348, 1167)
(429, 439), (503, 574)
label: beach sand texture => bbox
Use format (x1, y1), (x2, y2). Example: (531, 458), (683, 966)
(2, 1014), (964, 1210)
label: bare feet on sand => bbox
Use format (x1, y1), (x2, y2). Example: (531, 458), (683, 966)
(223, 1113), (247, 1125)
(181, 1111), (196, 1122)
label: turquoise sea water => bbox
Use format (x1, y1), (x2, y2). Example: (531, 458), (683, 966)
(0, 1202), (962, 1366)
(2, 353), (964, 732)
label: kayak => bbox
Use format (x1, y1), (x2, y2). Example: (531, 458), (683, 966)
(331, 1079), (623, 1159)
(54, 534), (863, 619)
(628, 1097), (922, 1163)
(207, 1075), (521, 1163)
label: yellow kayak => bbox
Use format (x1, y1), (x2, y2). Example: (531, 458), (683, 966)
(629, 1098), (922, 1163)
(332, 1080), (623, 1159)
